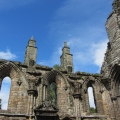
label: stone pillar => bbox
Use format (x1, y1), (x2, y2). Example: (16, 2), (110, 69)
(30, 95), (34, 115)
(0, 78), (2, 90)
(33, 96), (36, 109)
(27, 93), (33, 116)
(27, 95), (30, 115)
(94, 88), (104, 114)
(27, 90), (37, 120)
(43, 85), (46, 101)
(39, 84), (43, 105)
(116, 96), (120, 118)
(111, 96), (117, 120)
(45, 85), (48, 99)
(73, 97), (81, 120)
(36, 84), (43, 106)
(73, 82), (81, 120)
(85, 91), (90, 115)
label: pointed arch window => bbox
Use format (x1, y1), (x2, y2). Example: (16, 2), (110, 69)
(88, 87), (96, 113)
(0, 77), (11, 110)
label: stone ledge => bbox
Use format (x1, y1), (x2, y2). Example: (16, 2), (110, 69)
(0, 113), (26, 117)
(81, 115), (107, 118)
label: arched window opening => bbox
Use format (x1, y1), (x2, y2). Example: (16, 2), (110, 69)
(50, 82), (57, 105)
(0, 77), (11, 110)
(88, 87), (96, 113)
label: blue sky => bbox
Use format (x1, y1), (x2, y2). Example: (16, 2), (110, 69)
(0, 0), (113, 109)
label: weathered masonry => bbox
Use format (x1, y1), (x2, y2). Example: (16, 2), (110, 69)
(0, 0), (120, 120)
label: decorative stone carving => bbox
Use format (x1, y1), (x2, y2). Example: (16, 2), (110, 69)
(17, 80), (22, 86)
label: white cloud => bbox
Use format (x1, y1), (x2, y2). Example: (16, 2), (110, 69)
(0, 77), (11, 110)
(67, 38), (108, 72)
(91, 40), (108, 68)
(0, 49), (16, 60)
(38, 38), (108, 73)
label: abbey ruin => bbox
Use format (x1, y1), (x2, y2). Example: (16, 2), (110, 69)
(0, 0), (120, 120)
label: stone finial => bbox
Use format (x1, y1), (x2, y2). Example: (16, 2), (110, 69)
(64, 42), (68, 47)
(30, 36), (34, 40)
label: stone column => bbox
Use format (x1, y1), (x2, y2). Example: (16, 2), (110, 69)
(27, 90), (37, 120)
(33, 96), (36, 109)
(94, 88), (104, 114)
(39, 84), (43, 105)
(73, 97), (81, 120)
(43, 85), (46, 101)
(30, 95), (34, 115)
(27, 95), (30, 115)
(73, 82), (81, 120)
(111, 96), (117, 120)
(0, 78), (2, 90)
(85, 91), (90, 115)
(116, 96), (120, 118)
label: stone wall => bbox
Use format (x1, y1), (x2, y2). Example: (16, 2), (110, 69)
(0, 60), (111, 120)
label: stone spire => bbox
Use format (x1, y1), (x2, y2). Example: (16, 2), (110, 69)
(60, 42), (73, 73)
(24, 36), (37, 66)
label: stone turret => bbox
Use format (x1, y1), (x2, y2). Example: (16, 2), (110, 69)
(112, 0), (120, 15)
(60, 42), (73, 73)
(24, 36), (37, 66)
(101, 0), (120, 77)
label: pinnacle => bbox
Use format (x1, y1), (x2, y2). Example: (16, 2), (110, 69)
(30, 36), (34, 40)
(64, 42), (68, 47)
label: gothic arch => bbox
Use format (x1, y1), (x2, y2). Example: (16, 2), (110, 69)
(42, 69), (69, 88)
(0, 60), (28, 113)
(0, 61), (28, 89)
(82, 76), (103, 92)
(42, 69), (71, 112)
(109, 64), (120, 96)
(82, 76), (104, 114)
(110, 64), (120, 84)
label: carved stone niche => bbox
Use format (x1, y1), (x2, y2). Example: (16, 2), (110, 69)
(73, 82), (81, 98)
(34, 100), (59, 120)
(29, 59), (35, 67)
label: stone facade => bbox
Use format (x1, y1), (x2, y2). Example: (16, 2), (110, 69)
(0, 0), (120, 120)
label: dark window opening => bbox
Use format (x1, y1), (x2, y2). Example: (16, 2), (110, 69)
(68, 66), (72, 72)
